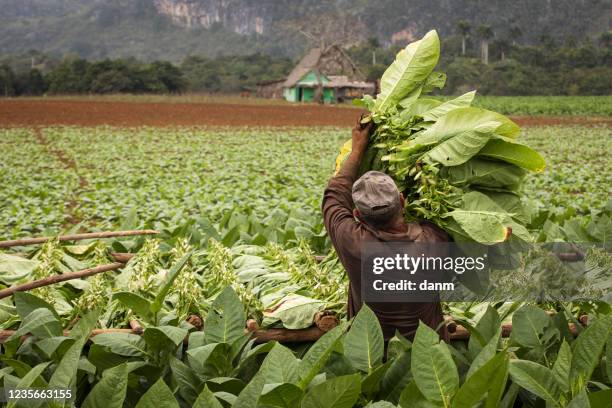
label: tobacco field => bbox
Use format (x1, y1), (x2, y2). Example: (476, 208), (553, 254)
(1, 32), (611, 407)
(0, 121), (610, 406)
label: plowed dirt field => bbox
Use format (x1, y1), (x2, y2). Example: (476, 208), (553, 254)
(1, 100), (610, 128)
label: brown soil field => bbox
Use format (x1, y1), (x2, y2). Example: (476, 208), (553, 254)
(1, 100), (610, 128)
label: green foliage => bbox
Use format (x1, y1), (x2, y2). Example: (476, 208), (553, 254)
(341, 30), (545, 245)
(343, 305), (384, 373)
(0, 290), (610, 407)
(46, 58), (187, 95)
(180, 54), (291, 93)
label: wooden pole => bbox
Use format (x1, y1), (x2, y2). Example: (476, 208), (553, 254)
(251, 326), (329, 343)
(0, 262), (124, 299)
(0, 230), (159, 248)
(111, 252), (135, 263)
(129, 320), (144, 335)
(314, 311), (339, 332)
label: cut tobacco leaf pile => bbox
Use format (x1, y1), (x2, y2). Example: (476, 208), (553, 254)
(336, 30), (546, 245)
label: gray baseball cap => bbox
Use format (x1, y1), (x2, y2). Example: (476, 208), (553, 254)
(352, 171), (401, 219)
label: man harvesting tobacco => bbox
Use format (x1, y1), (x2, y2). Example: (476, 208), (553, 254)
(322, 117), (448, 342)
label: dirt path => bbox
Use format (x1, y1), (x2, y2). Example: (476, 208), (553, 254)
(2, 100), (610, 128)
(34, 128), (87, 226)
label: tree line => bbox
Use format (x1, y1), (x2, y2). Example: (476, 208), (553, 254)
(0, 27), (610, 97)
(349, 26), (611, 96)
(0, 53), (292, 97)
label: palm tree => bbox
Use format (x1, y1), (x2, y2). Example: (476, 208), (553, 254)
(456, 20), (471, 56)
(477, 24), (494, 65)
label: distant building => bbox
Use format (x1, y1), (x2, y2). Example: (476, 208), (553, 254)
(256, 79), (285, 99)
(275, 45), (375, 103)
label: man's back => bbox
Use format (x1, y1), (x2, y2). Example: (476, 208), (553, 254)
(322, 167), (448, 341)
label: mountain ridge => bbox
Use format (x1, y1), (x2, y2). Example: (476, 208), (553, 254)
(0, 0), (609, 61)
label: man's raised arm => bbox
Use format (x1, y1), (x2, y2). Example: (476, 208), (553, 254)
(322, 118), (373, 242)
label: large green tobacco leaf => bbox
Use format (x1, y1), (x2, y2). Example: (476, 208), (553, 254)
(401, 98), (442, 119)
(343, 305), (384, 373)
(552, 340), (571, 392)
(452, 350), (509, 408)
(466, 328), (502, 379)
(422, 71), (446, 93)
(408, 107), (520, 152)
(508, 360), (562, 406)
(483, 353), (510, 408)
(478, 138), (546, 172)
(259, 383), (303, 407)
(48, 311), (98, 392)
(170, 357), (204, 405)
(6, 362), (50, 408)
(442, 158), (525, 189)
(233, 372), (265, 408)
(374, 30), (440, 113)
(361, 361), (392, 398)
(262, 294), (325, 330)
(458, 191), (531, 242)
(445, 209), (508, 243)
(34, 336), (75, 359)
(424, 128), (494, 167)
(205, 377), (246, 396)
(510, 305), (550, 349)
(259, 342), (300, 384)
(0, 253), (38, 283)
(467, 305), (501, 359)
(82, 363), (129, 408)
(14, 292), (60, 321)
(569, 315), (612, 392)
(135, 378), (179, 408)
(398, 380), (436, 408)
(301, 374), (361, 408)
(297, 323), (347, 389)
(411, 322), (459, 405)
(87, 344), (128, 372)
(379, 350), (412, 403)
(7, 307), (62, 341)
(566, 390), (590, 408)
(143, 325), (188, 354)
(187, 343), (232, 378)
(113, 292), (153, 322)
(193, 386), (224, 408)
(204, 286), (246, 345)
(92, 332), (148, 357)
(421, 91), (476, 122)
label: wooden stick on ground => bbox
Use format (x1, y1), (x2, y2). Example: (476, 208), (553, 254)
(111, 252), (136, 263)
(0, 230), (159, 248)
(314, 311), (339, 332)
(251, 326), (329, 343)
(0, 262), (124, 300)
(129, 320), (144, 335)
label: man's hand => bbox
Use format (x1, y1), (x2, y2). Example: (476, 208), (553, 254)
(334, 115), (374, 180)
(351, 115), (374, 157)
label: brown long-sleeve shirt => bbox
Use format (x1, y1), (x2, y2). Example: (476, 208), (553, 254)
(322, 157), (448, 341)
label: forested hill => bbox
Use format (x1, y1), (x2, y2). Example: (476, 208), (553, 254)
(0, 0), (609, 61)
